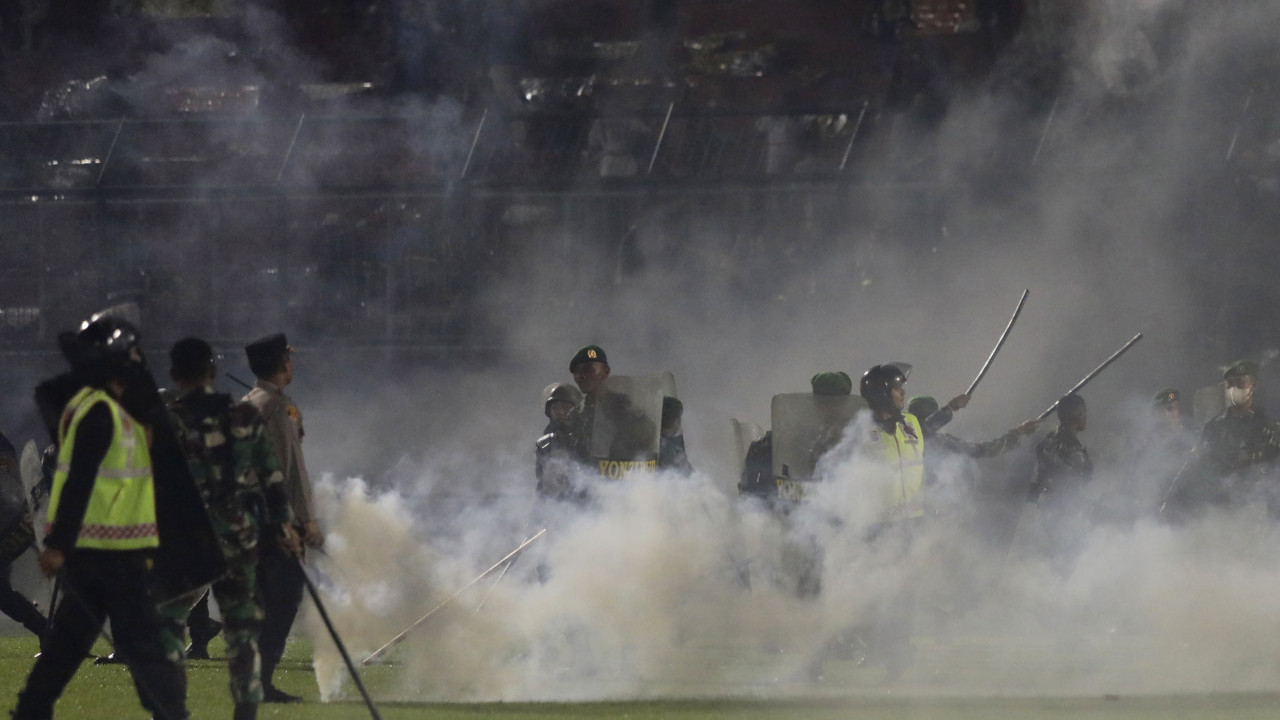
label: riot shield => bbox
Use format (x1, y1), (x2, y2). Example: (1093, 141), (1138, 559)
(1193, 383), (1226, 427)
(579, 375), (664, 478)
(771, 393), (868, 502)
(18, 441), (45, 552)
(659, 371), (678, 400)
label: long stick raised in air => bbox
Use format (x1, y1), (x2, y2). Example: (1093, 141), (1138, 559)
(362, 528), (548, 666)
(966, 289), (1030, 397)
(1038, 333), (1144, 421)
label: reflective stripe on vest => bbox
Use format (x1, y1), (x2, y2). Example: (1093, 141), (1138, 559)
(48, 387), (159, 550)
(872, 412), (926, 522)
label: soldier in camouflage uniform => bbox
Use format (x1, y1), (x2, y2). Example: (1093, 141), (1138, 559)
(1124, 388), (1195, 520)
(1163, 361), (1280, 522)
(1028, 393), (1093, 577)
(164, 338), (299, 720)
(567, 345), (658, 464)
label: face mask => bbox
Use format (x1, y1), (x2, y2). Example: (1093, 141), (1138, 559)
(1226, 386), (1252, 407)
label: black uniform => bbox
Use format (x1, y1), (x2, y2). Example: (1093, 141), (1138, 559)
(657, 433), (693, 475)
(657, 397), (693, 476)
(0, 519), (45, 639)
(535, 420), (584, 503)
(738, 432), (774, 501)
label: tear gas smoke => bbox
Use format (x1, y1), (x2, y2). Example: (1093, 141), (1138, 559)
(304, 441), (1280, 701)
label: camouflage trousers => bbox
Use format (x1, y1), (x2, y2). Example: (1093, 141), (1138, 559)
(158, 543), (264, 704)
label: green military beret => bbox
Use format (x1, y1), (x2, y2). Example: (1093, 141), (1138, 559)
(810, 371), (853, 397)
(569, 345), (608, 372)
(1152, 387), (1180, 407)
(1222, 360), (1259, 380)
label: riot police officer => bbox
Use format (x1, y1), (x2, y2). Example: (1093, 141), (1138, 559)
(807, 364), (925, 683)
(658, 396), (693, 475)
(12, 317), (189, 720)
(242, 333), (319, 704)
(536, 382), (584, 502)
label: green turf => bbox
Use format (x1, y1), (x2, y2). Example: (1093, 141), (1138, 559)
(2, 633), (1279, 719)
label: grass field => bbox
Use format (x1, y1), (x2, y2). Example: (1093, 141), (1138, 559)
(3, 632), (1279, 720)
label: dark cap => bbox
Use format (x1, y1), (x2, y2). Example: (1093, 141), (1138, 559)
(811, 371), (853, 396)
(569, 345), (608, 372)
(1223, 360), (1259, 380)
(662, 395), (684, 419)
(169, 337), (215, 382)
(1057, 393), (1086, 419)
(1152, 387), (1180, 407)
(907, 395), (940, 419)
(245, 333), (293, 378)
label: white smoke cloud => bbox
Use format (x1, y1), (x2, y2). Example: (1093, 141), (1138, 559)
(302, 455), (1280, 702)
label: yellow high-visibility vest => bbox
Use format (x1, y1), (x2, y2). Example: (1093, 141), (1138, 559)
(48, 387), (159, 550)
(866, 412), (926, 522)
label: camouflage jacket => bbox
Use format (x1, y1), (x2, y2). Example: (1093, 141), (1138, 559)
(1029, 426), (1092, 501)
(168, 385), (293, 548)
(932, 429), (1022, 460)
(1169, 406), (1280, 509)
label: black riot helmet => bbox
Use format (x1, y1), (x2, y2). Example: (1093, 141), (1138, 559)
(542, 382), (582, 417)
(860, 364), (908, 412)
(60, 314), (145, 383)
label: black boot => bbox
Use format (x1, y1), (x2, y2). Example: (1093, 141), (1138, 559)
(232, 702), (257, 720)
(186, 619), (221, 660)
(262, 686), (302, 704)
(12, 689), (53, 720)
